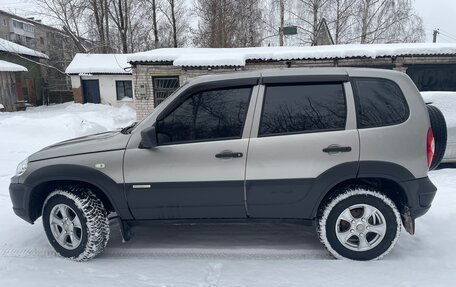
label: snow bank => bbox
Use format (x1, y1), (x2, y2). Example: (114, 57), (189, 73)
(0, 60), (27, 72)
(128, 43), (456, 67)
(0, 102), (135, 176)
(0, 37), (48, 59)
(422, 92), (456, 127)
(65, 53), (132, 74)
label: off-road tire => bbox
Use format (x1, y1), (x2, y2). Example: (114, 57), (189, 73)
(317, 189), (401, 261)
(427, 105), (447, 170)
(42, 187), (110, 261)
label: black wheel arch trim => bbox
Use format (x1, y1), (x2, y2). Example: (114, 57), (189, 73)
(24, 164), (133, 222)
(309, 160), (419, 219)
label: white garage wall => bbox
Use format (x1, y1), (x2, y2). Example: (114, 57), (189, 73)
(70, 74), (135, 107)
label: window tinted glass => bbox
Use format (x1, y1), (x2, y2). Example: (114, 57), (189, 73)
(352, 78), (409, 128)
(259, 83), (346, 136)
(156, 87), (252, 144)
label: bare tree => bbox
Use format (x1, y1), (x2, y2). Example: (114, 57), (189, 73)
(326, 0), (357, 44)
(156, 0), (190, 48)
(148, 0), (160, 48)
(233, 0), (263, 47)
(353, 0), (424, 44)
(109, 0), (130, 53)
(292, 0), (331, 45)
(88, 0), (111, 52)
(33, 0), (89, 51)
(193, 0), (262, 47)
(169, 0), (178, 48)
(193, 0), (238, 47)
(279, 0), (285, 46)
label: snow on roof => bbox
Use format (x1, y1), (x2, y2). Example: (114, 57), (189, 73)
(128, 43), (456, 67)
(0, 38), (48, 59)
(65, 53), (131, 75)
(0, 60), (27, 72)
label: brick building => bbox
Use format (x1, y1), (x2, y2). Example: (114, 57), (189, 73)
(0, 10), (92, 104)
(127, 43), (456, 120)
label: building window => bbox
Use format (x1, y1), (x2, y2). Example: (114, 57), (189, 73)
(116, 80), (133, 101)
(152, 76), (179, 106)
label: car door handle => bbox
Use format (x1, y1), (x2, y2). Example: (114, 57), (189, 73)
(215, 151), (244, 159)
(323, 145), (352, 154)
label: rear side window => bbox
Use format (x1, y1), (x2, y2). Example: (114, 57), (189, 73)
(351, 78), (409, 128)
(156, 87), (252, 144)
(259, 83), (346, 136)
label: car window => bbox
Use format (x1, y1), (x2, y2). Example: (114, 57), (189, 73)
(156, 87), (252, 144)
(351, 77), (409, 128)
(259, 83), (346, 136)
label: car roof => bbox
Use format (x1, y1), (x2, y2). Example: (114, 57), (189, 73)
(187, 67), (404, 85)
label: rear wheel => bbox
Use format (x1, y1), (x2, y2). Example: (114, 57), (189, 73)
(42, 188), (110, 261)
(318, 189), (401, 260)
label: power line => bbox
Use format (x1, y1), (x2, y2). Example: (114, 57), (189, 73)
(439, 32), (456, 42)
(439, 34), (456, 43)
(439, 28), (456, 39)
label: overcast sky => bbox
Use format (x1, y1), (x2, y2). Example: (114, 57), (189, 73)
(0, 0), (455, 43)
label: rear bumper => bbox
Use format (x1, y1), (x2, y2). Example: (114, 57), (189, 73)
(401, 177), (437, 219)
(9, 182), (34, 224)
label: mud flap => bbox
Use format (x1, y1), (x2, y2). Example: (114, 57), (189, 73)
(118, 218), (132, 242)
(401, 207), (415, 235)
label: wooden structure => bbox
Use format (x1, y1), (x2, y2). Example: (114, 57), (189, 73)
(0, 60), (27, 111)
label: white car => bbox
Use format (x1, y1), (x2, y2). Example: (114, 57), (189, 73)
(422, 92), (456, 164)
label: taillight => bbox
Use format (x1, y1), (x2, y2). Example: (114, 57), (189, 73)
(427, 128), (435, 168)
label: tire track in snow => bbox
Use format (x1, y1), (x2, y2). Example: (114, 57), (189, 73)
(0, 247), (331, 260)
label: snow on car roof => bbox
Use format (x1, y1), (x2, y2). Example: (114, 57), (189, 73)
(65, 53), (131, 75)
(0, 37), (48, 59)
(0, 60), (27, 72)
(128, 43), (456, 67)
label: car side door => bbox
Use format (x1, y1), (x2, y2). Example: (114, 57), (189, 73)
(245, 76), (360, 219)
(123, 82), (259, 220)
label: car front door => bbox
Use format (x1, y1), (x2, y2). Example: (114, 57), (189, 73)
(245, 76), (360, 219)
(124, 83), (258, 220)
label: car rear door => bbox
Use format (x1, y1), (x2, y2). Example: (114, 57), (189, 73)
(245, 73), (360, 219)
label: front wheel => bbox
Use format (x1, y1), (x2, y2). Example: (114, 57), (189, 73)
(317, 189), (401, 260)
(42, 188), (110, 261)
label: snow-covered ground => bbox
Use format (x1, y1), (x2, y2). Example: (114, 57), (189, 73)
(0, 103), (455, 286)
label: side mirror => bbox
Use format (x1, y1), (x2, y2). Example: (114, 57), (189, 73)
(140, 126), (157, 149)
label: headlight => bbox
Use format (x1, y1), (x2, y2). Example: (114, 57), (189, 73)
(15, 158), (28, 176)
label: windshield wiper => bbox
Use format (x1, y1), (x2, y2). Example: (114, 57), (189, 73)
(121, 122), (137, 134)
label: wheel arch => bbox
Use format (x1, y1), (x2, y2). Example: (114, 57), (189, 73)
(24, 164), (132, 223)
(314, 177), (409, 218)
(310, 161), (416, 220)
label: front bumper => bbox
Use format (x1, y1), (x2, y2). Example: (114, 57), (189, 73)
(401, 176), (437, 220)
(9, 182), (34, 224)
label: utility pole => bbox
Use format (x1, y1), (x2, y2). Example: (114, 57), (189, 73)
(279, 0), (285, 46)
(433, 29), (439, 43)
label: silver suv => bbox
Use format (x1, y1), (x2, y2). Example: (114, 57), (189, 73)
(9, 68), (437, 261)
